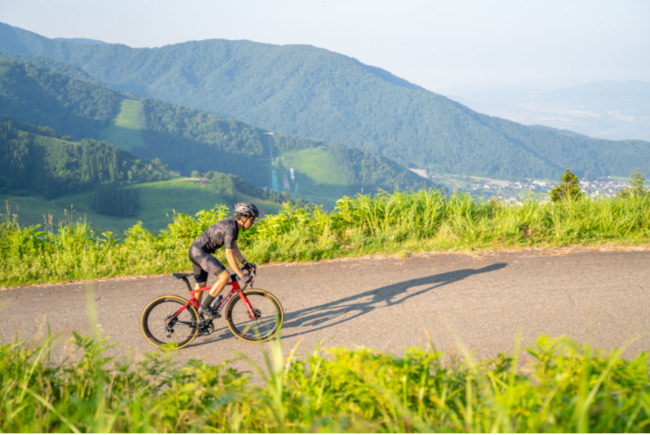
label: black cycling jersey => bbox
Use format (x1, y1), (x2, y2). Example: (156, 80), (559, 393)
(191, 217), (239, 253)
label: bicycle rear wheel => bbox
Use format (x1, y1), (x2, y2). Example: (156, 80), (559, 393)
(226, 289), (283, 342)
(140, 295), (199, 349)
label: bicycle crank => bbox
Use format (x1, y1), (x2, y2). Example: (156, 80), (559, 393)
(198, 318), (215, 336)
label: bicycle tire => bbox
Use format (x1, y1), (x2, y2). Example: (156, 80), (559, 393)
(225, 289), (283, 343)
(140, 295), (199, 349)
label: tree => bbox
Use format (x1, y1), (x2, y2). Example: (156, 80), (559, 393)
(550, 169), (584, 202)
(91, 183), (140, 216)
(617, 169), (649, 198)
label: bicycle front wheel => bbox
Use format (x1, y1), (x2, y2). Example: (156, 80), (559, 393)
(140, 295), (199, 349)
(226, 289), (283, 342)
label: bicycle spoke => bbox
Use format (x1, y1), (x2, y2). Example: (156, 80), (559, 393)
(226, 290), (283, 342)
(140, 296), (199, 349)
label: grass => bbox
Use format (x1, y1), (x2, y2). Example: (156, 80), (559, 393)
(1, 178), (283, 236)
(97, 99), (147, 152)
(54, 178), (234, 234)
(278, 147), (356, 208)
(0, 194), (76, 230)
(0, 332), (648, 433)
(1, 189), (649, 287)
(281, 148), (349, 187)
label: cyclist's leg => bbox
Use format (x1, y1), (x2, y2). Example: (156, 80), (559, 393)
(189, 246), (214, 304)
(189, 246), (228, 311)
(201, 270), (230, 311)
(209, 270), (231, 296)
(193, 281), (206, 304)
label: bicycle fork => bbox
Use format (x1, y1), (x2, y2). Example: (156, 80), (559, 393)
(213, 289), (258, 320)
(238, 291), (259, 319)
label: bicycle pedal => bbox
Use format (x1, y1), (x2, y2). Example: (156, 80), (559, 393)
(198, 319), (215, 335)
(199, 307), (221, 319)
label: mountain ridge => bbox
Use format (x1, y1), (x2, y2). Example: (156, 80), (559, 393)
(1, 21), (649, 181)
(0, 57), (433, 204)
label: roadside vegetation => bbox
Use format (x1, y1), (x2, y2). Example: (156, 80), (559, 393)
(1, 188), (649, 288)
(2, 175), (648, 433)
(1, 331), (648, 433)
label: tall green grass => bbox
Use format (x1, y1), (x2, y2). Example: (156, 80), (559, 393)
(2, 190), (649, 287)
(1, 333), (648, 432)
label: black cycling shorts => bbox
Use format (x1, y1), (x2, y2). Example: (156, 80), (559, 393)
(188, 245), (226, 283)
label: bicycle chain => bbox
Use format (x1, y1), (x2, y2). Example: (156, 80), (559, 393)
(198, 318), (215, 336)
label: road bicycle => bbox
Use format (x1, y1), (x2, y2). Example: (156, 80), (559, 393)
(140, 271), (283, 349)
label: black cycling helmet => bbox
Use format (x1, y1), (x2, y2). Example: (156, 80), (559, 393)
(234, 201), (259, 218)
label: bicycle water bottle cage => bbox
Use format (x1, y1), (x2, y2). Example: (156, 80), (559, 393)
(210, 295), (223, 309)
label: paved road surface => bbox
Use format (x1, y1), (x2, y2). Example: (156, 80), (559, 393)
(1, 249), (649, 372)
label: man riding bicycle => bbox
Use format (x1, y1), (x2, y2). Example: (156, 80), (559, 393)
(189, 201), (259, 318)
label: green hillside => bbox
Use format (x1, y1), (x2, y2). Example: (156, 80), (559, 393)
(273, 142), (433, 206)
(98, 99), (147, 152)
(1, 22), (648, 180)
(283, 147), (349, 186)
(0, 117), (286, 233)
(1, 178), (283, 235)
(0, 117), (170, 198)
(52, 178), (282, 234)
(0, 57), (435, 203)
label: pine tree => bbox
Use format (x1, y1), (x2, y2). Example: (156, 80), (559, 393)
(550, 169), (584, 202)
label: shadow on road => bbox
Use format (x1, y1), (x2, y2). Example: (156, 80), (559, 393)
(188, 262), (507, 348)
(281, 262), (507, 339)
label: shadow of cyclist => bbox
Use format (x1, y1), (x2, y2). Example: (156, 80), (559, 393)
(281, 262), (507, 339)
(188, 262), (507, 348)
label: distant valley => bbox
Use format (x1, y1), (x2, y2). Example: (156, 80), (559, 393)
(1, 21), (649, 234)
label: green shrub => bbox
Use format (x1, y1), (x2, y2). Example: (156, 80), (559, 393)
(1, 334), (648, 432)
(1, 191), (649, 287)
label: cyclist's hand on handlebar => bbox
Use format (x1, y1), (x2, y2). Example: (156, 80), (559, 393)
(240, 273), (253, 284)
(242, 261), (257, 273)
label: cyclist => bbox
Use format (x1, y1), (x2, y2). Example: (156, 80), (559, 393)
(189, 201), (259, 318)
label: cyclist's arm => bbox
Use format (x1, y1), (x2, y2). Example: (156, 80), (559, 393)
(225, 241), (246, 278)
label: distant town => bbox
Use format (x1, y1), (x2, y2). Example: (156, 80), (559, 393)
(414, 170), (641, 203)
(460, 178), (631, 203)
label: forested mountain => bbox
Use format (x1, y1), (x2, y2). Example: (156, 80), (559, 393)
(0, 117), (170, 198)
(0, 58), (433, 201)
(0, 57), (120, 139)
(0, 50), (97, 83)
(1, 22), (648, 180)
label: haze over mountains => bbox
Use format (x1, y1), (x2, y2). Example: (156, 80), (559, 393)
(1, 21), (649, 184)
(450, 81), (650, 142)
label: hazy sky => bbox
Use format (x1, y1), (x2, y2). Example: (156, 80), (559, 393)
(1, 0), (648, 93)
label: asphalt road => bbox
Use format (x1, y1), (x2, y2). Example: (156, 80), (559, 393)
(1, 249), (649, 372)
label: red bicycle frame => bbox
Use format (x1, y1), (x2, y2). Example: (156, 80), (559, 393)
(172, 273), (257, 319)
